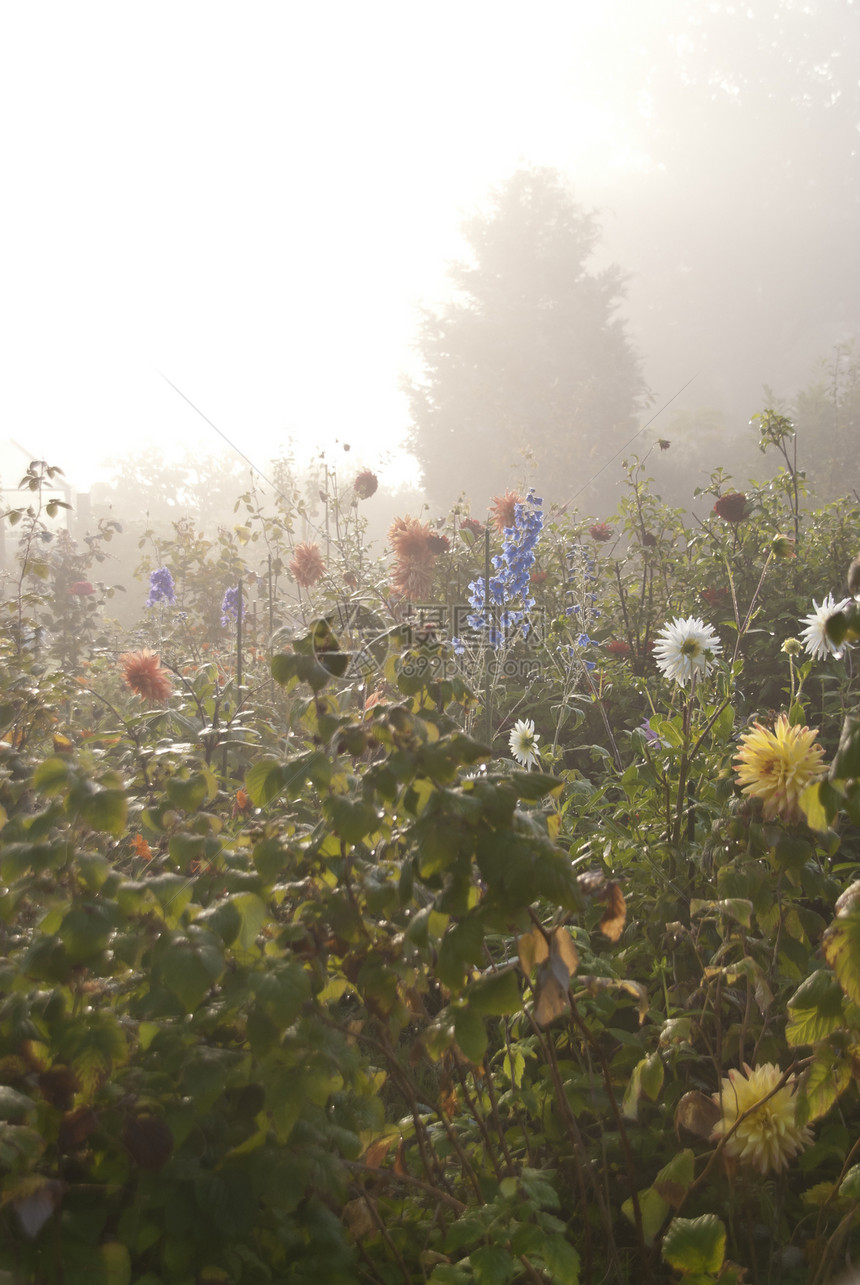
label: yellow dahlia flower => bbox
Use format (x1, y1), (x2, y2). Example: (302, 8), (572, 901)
(734, 714), (825, 822)
(711, 1062), (812, 1175)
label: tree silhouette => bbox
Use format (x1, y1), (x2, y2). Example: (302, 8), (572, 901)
(405, 167), (650, 510)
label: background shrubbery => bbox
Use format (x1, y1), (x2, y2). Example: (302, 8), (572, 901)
(1, 421), (860, 1285)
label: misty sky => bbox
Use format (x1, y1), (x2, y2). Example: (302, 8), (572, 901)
(3, 1), (857, 499)
(0, 1), (656, 494)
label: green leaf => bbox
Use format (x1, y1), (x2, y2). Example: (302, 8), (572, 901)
(166, 772), (211, 812)
(33, 757), (71, 794)
(0, 1087), (35, 1122)
(508, 769), (563, 800)
(622, 1053), (663, 1120)
(58, 904), (113, 963)
(469, 1244), (517, 1285)
(539, 1236), (580, 1284)
(99, 1241), (131, 1285)
(797, 1042), (853, 1124)
(453, 1005), (488, 1063)
(324, 796), (379, 845)
(839, 1164), (860, 1201)
(786, 970), (846, 1047)
(156, 928), (225, 1012)
(622, 1186), (670, 1247)
(271, 651), (335, 692)
(831, 715), (860, 781)
(653, 1150), (695, 1209)
(823, 912), (860, 1006)
(246, 750), (325, 807)
(689, 898), (753, 929)
(662, 1215), (726, 1275)
(467, 968), (521, 1016)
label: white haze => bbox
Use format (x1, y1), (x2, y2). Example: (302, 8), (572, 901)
(2, 0), (857, 497)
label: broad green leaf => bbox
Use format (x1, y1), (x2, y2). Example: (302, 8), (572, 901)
(324, 796), (379, 845)
(100, 1241), (131, 1285)
(453, 1005), (487, 1063)
(58, 904), (113, 963)
(653, 1150), (695, 1208)
(539, 1236), (580, 1284)
(796, 1042), (853, 1125)
(823, 912), (860, 1006)
(246, 750), (325, 807)
(508, 769), (563, 800)
(469, 1244), (516, 1284)
(32, 757), (71, 794)
(799, 781), (831, 832)
(662, 1215), (726, 1275)
(622, 1053), (663, 1120)
(622, 1186), (670, 1246)
(786, 970), (845, 1047)
(467, 968), (521, 1016)
(166, 772), (211, 811)
(839, 1164), (860, 1201)
(689, 898), (752, 928)
(157, 928), (225, 1012)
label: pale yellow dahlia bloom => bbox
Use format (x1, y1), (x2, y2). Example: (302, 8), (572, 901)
(734, 714), (825, 822)
(711, 1062), (812, 1175)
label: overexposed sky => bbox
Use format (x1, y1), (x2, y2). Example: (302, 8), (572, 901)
(1, 1), (641, 495)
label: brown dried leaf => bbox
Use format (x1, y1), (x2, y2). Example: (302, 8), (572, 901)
(342, 1198), (376, 1239)
(533, 961), (568, 1026)
(363, 1136), (395, 1168)
(517, 927), (549, 973)
(675, 1090), (721, 1141)
(600, 882), (627, 942)
(551, 927), (579, 975)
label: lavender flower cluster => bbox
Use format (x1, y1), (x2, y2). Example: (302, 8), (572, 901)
(565, 544), (601, 671)
(146, 566), (176, 607)
(465, 491), (544, 648)
(221, 585), (243, 628)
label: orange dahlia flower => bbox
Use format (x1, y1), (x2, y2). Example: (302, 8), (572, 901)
(120, 650), (172, 703)
(388, 516), (438, 601)
(289, 542), (326, 589)
(490, 490), (522, 534)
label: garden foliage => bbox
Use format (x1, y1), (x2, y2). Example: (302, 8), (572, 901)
(1, 434), (860, 1284)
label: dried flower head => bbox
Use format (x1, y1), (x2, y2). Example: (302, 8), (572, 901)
(734, 713), (825, 821)
(490, 490), (522, 534)
(588, 523), (613, 542)
(120, 650), (172, 703)
(771, 533), (796, 560)
(289, 543), (326, 589)
(460, 517), (484, 538)
(389, 515), (434, 560)
(713, 491), (748, 523)
(389, 516), (438, 601)
(353, 469), (378, 500)
(711, 1062), (813, 1175)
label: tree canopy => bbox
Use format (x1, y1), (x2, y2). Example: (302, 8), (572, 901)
(405, 168), (650, 510)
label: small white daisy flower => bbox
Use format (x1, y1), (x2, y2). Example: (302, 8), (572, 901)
(653, 615), (721, 687)
(799, 593), (852, 661)
(509, 718), (540, 768)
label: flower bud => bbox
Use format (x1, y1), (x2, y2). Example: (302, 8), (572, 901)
(771, 534), (796, 560)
